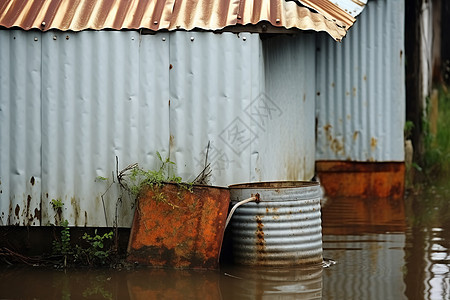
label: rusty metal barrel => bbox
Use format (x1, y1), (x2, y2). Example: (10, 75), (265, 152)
(228, 181), (322, 266)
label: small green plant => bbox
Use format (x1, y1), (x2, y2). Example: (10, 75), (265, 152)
(52, 219), (71, 267)
(404, 120), (414, 140)
(51, 198), (64, 210)
(75, 230), (113, 266)
(95, 176), (108, 181)
(120, 151), (192, 199)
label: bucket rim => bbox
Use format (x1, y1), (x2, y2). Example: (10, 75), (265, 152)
(153, 182), (230, 190)
(228, 181), (319, 189)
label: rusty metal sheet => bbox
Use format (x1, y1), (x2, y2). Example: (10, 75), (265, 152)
(127, 183), (230, 269)
(0, 0), (364, 41)
(316, 161), (406, 200)
(228, 181), (323, 266)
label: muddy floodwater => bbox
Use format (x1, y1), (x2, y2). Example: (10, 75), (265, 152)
(1, 178), (450, 299)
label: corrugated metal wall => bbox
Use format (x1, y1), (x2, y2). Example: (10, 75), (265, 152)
(0, 30), (42, 226)
(315, 0), (405, 162)
(260, 34), (316, 182)
(0, 30), (316, 227)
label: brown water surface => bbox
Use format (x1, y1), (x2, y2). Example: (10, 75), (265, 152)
(1, 178), (449, 299)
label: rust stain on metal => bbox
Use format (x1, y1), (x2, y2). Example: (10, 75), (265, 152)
(316, 161), (405, 200)
(127, 183), (229, 269)
(0, 0), (360, 41)
(71, 197), (80, 226)
(14, 204), (20, 217)
(30, 176), (35, 186)
(371, 137), (378, 150)
(299, 0), (356, 29)
(34, 208), (41, 223)
(255, 215), (266, 262)
(25, 195), (32, 225)
(330, 138), (345, 155)
(351, 0), (366, 6)
(353, 131), (359, 141)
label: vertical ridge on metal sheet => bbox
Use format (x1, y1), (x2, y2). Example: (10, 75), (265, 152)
(38, 31), (169, 227)
(260, 34), (316, 181)
(315, 0), (405, 162)
(0, 30), (42, 226)
(168, 31), (264, 186)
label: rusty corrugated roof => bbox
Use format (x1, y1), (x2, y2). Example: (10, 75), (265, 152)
(0, 0), (366, 40)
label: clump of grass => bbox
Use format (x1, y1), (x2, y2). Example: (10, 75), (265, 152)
(117, 152), (193, 209)
(423, 86), (450, 178)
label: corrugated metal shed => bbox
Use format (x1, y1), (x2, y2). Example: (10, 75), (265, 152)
(0, 0), (366, 41)
(0, 30), (317, 227)
(315, 0), (405, 162)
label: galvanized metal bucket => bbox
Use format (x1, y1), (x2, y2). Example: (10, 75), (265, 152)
(228, 181), (322, 266)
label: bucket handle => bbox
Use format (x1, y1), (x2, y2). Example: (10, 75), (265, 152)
(225, 193), (260, 229)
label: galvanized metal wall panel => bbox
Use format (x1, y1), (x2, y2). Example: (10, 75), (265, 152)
(39, 31), (170, 227)
(0, 30), (42, 226)
(169, 32), (316, 186)
(260, 34), (317, 182)
(315, 0), (405, 162)
(1, 30), (171, 227)
(168, 31), (264, 186)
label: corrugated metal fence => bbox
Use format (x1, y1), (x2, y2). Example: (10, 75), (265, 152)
(0, 30), (316, 227)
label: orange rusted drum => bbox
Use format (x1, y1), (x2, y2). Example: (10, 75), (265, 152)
(127, 183), (229, 269)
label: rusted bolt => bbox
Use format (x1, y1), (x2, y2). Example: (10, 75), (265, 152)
(255, 193), (260, 203)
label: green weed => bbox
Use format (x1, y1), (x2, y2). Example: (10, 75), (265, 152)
(422, 86), (450, 178)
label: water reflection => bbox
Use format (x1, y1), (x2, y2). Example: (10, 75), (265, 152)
(127, 268), (221, 300)
(220, 265), (323, 299)
(404, 180), (450, 300)
(0, 265), (322, 299)
(321, 178), (450, 300)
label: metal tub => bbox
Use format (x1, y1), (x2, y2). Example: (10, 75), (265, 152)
(228, 181), (322, 266)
